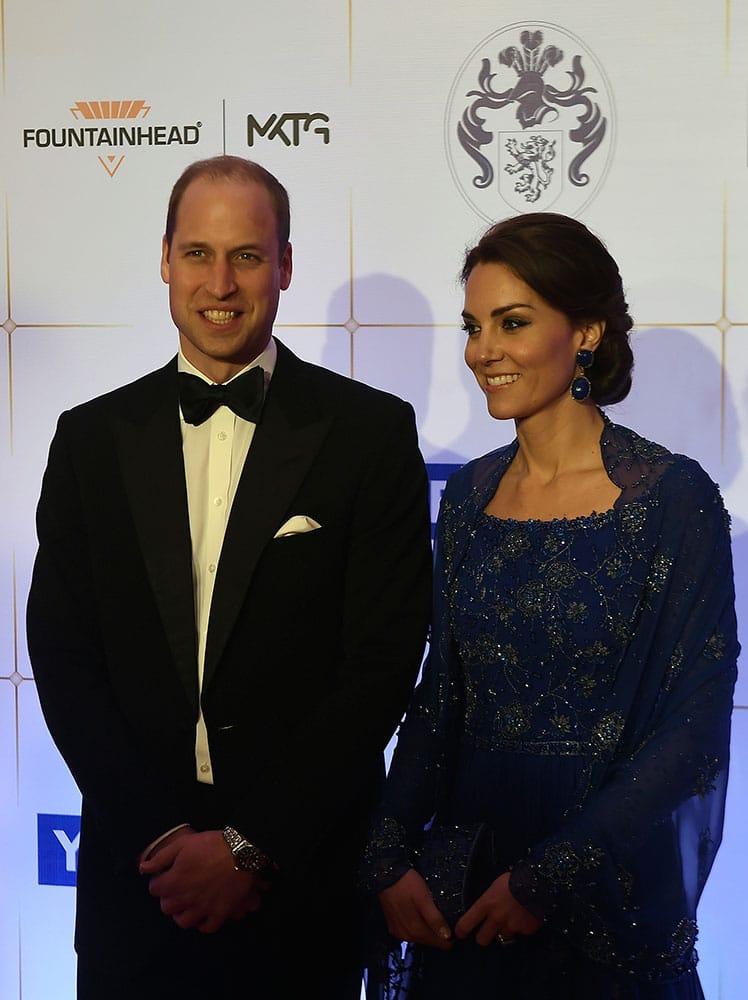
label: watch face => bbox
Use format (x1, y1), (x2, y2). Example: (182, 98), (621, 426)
(236, 842), (267, 872)
(236, 844), (254, 868)
(223, 827), (270, 873)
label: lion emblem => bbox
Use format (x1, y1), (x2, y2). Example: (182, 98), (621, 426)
(503, 134), (556, 202)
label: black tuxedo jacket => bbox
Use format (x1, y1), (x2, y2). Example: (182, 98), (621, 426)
(27, 340), (431, 967)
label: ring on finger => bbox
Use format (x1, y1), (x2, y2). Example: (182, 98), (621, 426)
(496, 932), (515, 946)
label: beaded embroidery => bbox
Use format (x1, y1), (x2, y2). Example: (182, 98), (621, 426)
(363, 419), (738, 993)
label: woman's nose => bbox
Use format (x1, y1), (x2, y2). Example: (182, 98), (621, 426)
(477, 331), (504, 364)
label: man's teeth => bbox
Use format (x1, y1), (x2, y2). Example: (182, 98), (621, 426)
(203, 310), (236, 324)
(486, 374), (520, 386)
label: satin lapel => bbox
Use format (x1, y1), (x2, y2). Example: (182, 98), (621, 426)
(113, 361), (198, 712)
(203, 344), (332, 686)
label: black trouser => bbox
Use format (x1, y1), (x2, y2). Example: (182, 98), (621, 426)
(78, 918), (363, 1000)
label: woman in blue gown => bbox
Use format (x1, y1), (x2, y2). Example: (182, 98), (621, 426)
(362, 214), (738, 998)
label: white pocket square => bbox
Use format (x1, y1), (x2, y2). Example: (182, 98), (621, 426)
(273, 515), (322, 538)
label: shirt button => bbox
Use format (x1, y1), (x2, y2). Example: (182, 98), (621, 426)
(200, 763), (210, 774)
(208, 563), (216, 573)
(217, 431), (227, 441)
(214, 497), (223, 507)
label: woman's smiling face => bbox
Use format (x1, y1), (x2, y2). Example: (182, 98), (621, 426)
(462, 261), (593, 423)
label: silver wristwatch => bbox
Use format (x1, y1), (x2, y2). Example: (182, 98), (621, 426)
(222, 826), (272, 874)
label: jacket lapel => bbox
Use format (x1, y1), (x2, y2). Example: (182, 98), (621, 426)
(203, 342), (332, 686)
(113, 360), (199, 713)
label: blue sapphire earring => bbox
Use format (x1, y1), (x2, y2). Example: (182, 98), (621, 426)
(570, 349), (594, 401)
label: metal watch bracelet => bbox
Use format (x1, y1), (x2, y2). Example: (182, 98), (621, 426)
(222, 825), (272, 874)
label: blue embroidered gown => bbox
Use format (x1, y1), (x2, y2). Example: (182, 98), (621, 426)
(363, 420), (738, 999)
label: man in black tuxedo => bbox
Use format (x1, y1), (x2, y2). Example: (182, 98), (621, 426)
(27, 156), (431, 999)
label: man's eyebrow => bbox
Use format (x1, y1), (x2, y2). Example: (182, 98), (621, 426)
(174, 239), (210, 251)
(174, 240), (266, 254)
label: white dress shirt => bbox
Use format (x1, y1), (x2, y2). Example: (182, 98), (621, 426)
(178, 339), (277, 784)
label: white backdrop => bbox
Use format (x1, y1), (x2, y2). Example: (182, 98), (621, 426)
(1, 2), (746, 997)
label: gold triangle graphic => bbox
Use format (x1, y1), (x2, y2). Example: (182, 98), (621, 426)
(98, 155), (125, 177)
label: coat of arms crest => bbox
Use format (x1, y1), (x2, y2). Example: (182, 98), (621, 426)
(446, 24), (615, 218)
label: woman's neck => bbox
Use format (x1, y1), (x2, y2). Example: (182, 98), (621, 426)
(512, 401), (605, 483)
(485, 403), (618, 521)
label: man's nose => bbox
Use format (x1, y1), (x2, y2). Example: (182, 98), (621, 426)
(206, 260), (238, 299)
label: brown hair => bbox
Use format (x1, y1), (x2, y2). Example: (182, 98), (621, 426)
(164, 155), (290, 258)
(462, 213), (634, 405)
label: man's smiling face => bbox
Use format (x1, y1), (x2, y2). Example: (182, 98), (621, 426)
(161, 175), (292, 383)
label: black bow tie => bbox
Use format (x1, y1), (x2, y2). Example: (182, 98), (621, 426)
(178, 367), (266, 426)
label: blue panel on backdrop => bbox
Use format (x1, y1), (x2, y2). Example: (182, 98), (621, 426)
(426, 463), (463, 539)
(37, 813), (81, 886)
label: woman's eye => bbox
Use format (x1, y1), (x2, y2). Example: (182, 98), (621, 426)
(460, 322), (479, 337)
(502, 316), (526, 331)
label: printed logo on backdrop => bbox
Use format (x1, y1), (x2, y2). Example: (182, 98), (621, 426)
(427, 463), (463, 539)
(22, 100), (202, 177)
(38, 814), (81, 886)
(246, 112), (330, 148)
(445, 23), (615, 219)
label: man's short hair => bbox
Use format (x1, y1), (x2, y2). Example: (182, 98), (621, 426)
(164, 155), (290, 257)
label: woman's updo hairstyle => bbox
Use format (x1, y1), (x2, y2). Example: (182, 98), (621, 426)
(461, 213), (634, 405)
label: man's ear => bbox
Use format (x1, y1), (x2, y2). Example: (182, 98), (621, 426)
(160, 236), (170, 284)
(279, 242), (293, 290)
